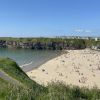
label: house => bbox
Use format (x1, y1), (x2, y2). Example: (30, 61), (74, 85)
(95, 37), (98, 41)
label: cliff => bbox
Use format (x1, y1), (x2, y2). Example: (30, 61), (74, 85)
(0, 38), (86, 50)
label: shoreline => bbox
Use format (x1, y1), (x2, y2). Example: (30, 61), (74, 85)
(22, 50), (63, 72)
(27, 49), (100, 89)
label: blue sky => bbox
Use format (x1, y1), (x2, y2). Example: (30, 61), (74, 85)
(0, 0), (100, 37)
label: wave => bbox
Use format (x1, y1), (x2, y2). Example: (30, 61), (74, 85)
(20, 61), (33, 68)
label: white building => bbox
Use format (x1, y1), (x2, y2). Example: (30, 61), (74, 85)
(95, 38), (98, 41)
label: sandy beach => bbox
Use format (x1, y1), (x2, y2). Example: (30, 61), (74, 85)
(27, 49), (100, 89)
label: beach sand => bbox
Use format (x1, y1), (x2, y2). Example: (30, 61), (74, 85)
(27, 49), (100, 88)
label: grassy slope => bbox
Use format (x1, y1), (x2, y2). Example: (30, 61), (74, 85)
(0, 58), (100, 100)
(0, 77), (36, 100)
(0, 58), (40, 87)
(0, 58), (46, 100)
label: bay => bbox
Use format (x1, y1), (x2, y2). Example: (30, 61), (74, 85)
(0, 48), (59, 72)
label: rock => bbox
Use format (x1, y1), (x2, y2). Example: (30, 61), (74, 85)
(42, 69), (45, 72)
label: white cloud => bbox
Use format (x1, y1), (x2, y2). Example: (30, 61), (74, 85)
(85, 30), (91, 33)
(74, 29), (92, 33)
(75, 29), (83, 32)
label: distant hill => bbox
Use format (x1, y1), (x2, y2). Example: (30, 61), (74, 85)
(0, 58), (100, 100)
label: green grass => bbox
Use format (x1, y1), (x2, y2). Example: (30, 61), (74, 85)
(0, 77), (35, 100)
(0, 58), (46, 100)
(0, 58), (38, 86)
(43, 83), (100, 100)
(0, 58), (100, 100)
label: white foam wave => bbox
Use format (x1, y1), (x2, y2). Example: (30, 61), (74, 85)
(20, 61), (33, 67)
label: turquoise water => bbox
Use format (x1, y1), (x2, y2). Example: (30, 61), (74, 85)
(0, 48), (59, 72)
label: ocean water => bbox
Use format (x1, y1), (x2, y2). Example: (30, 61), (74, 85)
(0, 48), (59, 72)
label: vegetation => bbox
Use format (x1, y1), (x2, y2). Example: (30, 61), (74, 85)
(0, 58), (46, 100)
(0, 37), (100, 50)
(40, 83), (100, 100)
(85, 39), (99, 47)
(0, 58), (100, 100)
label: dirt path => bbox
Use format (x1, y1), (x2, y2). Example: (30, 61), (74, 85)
(0, 70), (21, 85)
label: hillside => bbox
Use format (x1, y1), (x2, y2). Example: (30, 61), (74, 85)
(0, 58), (100, 100)
(0, 58), (46, 100)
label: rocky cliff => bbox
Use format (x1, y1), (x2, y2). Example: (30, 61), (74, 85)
(0, 39), (86, 50)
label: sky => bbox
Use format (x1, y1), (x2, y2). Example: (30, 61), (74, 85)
(0, 0), (100, 37)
